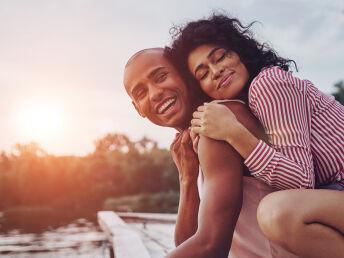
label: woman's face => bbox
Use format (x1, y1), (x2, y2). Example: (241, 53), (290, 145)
(188, 44), (249, 100)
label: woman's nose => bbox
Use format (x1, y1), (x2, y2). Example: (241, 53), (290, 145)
(211, 66), (225, 81)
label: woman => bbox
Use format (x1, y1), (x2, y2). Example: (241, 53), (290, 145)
(167, 14), (344, 257)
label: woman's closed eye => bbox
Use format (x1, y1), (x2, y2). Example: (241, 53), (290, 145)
(216, 52), (226, 63)
(199, 71), (209, 80)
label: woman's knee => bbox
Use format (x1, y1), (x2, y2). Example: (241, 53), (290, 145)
(257, 190), (296, 243)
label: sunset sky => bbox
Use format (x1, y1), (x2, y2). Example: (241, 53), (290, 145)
(1, 0), (343, 156)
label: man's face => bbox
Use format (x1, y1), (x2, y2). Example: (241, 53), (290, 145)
(124, 49), (191, 130)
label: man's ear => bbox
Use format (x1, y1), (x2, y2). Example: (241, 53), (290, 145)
(132, 101), (146, 118)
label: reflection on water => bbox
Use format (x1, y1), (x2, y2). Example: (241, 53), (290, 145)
(0, 217), (110, 258)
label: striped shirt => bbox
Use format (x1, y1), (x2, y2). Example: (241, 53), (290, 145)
(244, 66), (344, 190)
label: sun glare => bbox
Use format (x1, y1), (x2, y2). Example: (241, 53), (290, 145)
(16, 104), (65, 142)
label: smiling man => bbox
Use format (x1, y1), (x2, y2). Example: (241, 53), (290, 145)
(124, 48), (193, 130)
(123, 48), (296, 258)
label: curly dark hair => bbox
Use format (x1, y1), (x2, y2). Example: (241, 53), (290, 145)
(165, 14), (297, 100)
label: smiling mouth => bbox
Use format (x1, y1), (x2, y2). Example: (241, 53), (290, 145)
(217, 72), (234, 90)
(157, 97), (177, 115)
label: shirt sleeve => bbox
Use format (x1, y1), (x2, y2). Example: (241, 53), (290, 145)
(245, 68), (315, 189)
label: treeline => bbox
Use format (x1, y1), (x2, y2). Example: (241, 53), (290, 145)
(332, 80), (344, 104)
(0, 134), (179, 231)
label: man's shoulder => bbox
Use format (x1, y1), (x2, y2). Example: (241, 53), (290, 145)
(197, 135), (242, 174)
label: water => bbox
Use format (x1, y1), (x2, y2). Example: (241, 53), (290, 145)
(0, 218), (111, 258)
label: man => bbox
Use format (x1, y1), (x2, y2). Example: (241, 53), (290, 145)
(123, 48), (296, 257)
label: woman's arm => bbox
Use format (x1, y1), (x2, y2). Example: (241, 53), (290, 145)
(192, 101), (267, 158)
(245, 68), (314, 189)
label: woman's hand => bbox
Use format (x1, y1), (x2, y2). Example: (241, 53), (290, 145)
(170, 129), (199, 182)
(191, 102), (242, 144)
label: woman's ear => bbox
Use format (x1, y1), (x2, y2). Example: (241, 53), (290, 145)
(132, 101), (146, 118)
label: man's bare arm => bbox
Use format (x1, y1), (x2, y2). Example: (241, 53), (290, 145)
(170, 130), (200, 246)
(175, 177), (199, 246)
(167, 135), (243, 258)
(169, 102), (267, 254)
(167, 102), (268, 257)
(222, 102), (267, 143)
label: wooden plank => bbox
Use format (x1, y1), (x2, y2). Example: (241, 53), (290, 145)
(98, 211), (151, 258)
(129, 222), (175, 258)
(117, 212), (177, 223)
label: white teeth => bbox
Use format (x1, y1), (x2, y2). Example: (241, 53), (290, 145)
(158, 98), (176, 114)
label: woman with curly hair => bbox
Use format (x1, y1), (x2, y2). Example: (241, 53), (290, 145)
(167, 14), (344, 257)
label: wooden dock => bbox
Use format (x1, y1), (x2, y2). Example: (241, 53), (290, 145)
(97, 211), (177, 258)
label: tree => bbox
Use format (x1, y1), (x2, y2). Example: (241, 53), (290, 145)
(94, 133), (134, 153)
(135, 136), (158, 153)
(12, 142), (47, 157)
(332, 80), (344, 105)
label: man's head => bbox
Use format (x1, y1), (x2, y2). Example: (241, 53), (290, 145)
(124, 48), (192, 131)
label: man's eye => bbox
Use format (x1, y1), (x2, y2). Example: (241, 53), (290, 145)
(155, 72), (168, 83)
(136, 89), (146, 99)
(199, 71), (209, 81)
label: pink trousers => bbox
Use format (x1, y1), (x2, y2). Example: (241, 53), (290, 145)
(197, 174), (298, 258)
(230, 177), (298, 258)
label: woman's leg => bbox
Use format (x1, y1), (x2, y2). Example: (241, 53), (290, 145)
(257, 189), (344, 258)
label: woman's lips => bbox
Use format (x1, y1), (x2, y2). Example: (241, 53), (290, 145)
(217, 72), (234, 90)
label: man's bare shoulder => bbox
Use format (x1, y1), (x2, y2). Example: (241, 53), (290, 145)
(220, 101), (251, 116)
(220, 101), (267, 143)
(197, 135), (243, 179)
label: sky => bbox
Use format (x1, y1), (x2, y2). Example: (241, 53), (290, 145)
(1, 0), (343, 156)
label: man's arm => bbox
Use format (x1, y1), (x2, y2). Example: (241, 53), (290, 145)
(175, 176), (199, 246)
(170, 130), (200, 246)
(167, 135), (244, 258)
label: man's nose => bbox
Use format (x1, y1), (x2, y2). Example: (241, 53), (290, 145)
(149, 84), (164, 102)
(211, 65), (224, 81)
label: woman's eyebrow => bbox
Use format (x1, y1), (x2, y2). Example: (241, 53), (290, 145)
(194, 47), (223, 76)
(194, 64), (205, 77)
(207, 47), (222, 58)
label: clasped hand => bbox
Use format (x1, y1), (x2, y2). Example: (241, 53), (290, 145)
(190, 102), (242, 149)
(170, 129), (199, 182)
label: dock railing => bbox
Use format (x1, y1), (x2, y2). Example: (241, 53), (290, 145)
(97, 211), (177, 258)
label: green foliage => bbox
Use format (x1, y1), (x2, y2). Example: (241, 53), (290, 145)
(103, 191), (179, 213)
(332, 80), (344, 105)
(0, 134), (179, 231)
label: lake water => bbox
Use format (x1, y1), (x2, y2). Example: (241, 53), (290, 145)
(0, 218), (111, 258)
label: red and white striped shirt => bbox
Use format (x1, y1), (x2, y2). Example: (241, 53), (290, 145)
(244, 66), (344, 190)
